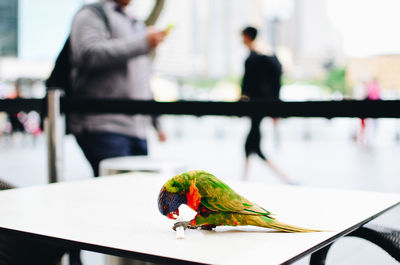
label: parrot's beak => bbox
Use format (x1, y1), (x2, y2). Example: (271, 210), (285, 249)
(167, 209), (179, 219)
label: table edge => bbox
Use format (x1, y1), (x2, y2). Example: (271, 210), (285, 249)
(282, 201), (400, 265)
(0, 226), (207, 265)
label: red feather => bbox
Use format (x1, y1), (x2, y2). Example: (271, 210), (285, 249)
(186, 182), (200, 211)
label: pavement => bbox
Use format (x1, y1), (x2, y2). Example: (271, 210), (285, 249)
(0, 116), (400, 264)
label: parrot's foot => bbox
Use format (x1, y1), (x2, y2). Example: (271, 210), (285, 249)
(173, 221), (217, 231)
(199, 224), (216, 231)
(173, 221), (196, 231)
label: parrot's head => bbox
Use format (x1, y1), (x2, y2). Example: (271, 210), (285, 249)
(158, 186), (187, 219)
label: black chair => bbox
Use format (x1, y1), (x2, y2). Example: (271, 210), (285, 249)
(310, 225), (400, 265)
(0, 180), (14, 190)
(0, 179), (67, 265)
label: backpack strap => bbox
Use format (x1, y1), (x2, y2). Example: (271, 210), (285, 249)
(85, 3), (111, 34)
(46, 3), (110, 91)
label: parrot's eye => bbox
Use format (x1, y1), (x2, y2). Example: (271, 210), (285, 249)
(163, 205), (168, 211)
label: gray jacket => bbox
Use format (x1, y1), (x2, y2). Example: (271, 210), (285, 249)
(68, 0), (153, 139)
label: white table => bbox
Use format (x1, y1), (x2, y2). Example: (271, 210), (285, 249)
(0, 173), (398, 265)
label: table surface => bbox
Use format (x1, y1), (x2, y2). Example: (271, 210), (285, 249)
(0, 173), (399, 265)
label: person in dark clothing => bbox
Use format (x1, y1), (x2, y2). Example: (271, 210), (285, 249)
(242, 51), (281, 101)
(241, 26), (293, 184)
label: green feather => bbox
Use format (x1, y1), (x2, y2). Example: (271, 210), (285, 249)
(164, 170), (322, 233)
(167, 170), (273, 216)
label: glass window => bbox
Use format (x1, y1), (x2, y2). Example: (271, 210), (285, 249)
(0, 0), (18, 56)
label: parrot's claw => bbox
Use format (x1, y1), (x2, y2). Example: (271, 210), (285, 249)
(173, 221), (193, 231)
(199, 225), (216, 231)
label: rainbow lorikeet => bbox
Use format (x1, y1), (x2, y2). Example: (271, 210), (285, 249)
(158, 170), (321, 232)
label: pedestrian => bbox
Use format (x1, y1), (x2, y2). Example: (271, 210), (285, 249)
(69, 0), (167, 177)
(357, 77), (381, 144)
(241, 26), (293, 184)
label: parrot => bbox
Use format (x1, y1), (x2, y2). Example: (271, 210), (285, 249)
(158, 170), (321, 232)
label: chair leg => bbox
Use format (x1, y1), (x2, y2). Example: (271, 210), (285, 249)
(69, 249), (83, 265)
(309, 244), (333, 265)
(349, 226), (400, 262)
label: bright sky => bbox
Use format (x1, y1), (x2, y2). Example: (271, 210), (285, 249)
(327, 0), (400, 57)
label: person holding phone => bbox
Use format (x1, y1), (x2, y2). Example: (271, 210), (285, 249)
(69, 0), (167, 177)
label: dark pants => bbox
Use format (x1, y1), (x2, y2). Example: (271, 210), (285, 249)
(72, 131), (148, 264)
(245, 116), (267, 160)
(75, 131), (148, 177)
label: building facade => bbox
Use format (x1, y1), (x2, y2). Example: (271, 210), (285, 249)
(0, 0), (18, 56)
(0, 0), (344, 82)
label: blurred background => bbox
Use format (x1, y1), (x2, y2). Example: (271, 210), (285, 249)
(1, 0), (400, 263)
(2, 0), (400, 100)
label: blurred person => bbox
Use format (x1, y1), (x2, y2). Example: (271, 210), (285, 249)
(366, 78), (381, 101)
(69, 0), (167, 178)
(6, 79), (26, 144)
(356, 77), (381, 145)
(241, 26), (293, 184)
(67, 0), (168, 263)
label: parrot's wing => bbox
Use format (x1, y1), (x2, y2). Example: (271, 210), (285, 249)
(197, 173), (274, 217)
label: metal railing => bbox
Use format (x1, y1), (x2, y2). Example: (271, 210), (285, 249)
(2, 91), (400, 183)
(62, 98), (400, 118)
(46, 90), (63, 183)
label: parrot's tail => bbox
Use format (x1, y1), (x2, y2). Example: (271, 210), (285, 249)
(264, 219), (322, 233)
(251, 216), (323, 233)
